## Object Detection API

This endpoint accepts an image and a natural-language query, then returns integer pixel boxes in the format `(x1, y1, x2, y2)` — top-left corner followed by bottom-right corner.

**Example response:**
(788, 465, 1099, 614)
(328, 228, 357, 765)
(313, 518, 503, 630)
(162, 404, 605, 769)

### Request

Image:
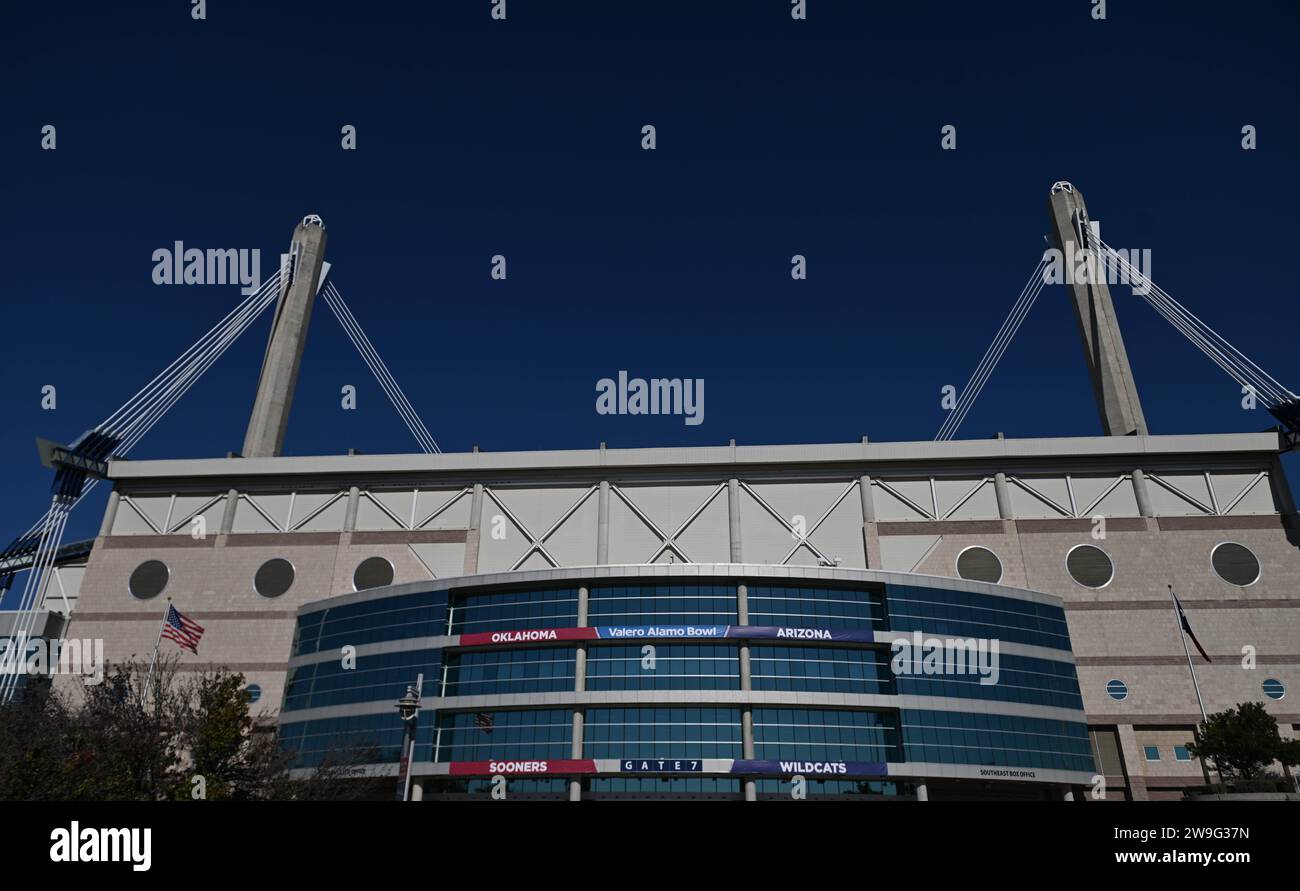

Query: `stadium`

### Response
(9, 185, 1300, 801)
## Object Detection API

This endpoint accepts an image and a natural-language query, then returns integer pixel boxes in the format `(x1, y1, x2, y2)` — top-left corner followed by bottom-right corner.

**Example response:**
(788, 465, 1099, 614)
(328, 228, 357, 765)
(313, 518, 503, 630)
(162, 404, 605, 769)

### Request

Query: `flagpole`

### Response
(1170, 585, 1212, 784)
(140, 597, 171, 708)
(1169, 586, 1208, 723)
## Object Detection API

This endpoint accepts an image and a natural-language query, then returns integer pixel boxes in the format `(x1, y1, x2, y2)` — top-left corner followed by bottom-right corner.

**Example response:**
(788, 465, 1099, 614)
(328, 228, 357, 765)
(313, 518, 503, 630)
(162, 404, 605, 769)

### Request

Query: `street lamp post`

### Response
(395, 673, 423, 801)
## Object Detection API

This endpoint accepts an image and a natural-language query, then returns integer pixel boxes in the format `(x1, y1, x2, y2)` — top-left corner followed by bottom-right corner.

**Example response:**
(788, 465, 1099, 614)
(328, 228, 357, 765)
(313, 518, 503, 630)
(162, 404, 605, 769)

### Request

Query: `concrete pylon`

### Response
(242, 216, 328, 457)
(1047, 183, 1148, 436)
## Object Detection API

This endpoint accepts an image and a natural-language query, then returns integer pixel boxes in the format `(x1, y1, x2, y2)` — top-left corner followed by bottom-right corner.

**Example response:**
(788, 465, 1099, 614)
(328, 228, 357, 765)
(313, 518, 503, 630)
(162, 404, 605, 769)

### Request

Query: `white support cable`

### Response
(325, 288, 435, 453)
(98, 272, 282, 437)
(938, 256, 1049, 439)
(1089, 238, 1274, 396)
(945, 263, 1047, 436)
(324, 282, 439, 453)
(323, 281, 441, 453)
(942, 270, 1048, 440)
(3, 277, 285, 702)
(100, 273, 282, 439)
(1109, 246, 1292, 402)
(1, 499, 71, 702)
(322, 286, 433, 452)
(936, 256, 1050, 440)
(1095, 244, 1279, 398)
(1093, 238, 1294, 404)
(112, 282, 282, 451)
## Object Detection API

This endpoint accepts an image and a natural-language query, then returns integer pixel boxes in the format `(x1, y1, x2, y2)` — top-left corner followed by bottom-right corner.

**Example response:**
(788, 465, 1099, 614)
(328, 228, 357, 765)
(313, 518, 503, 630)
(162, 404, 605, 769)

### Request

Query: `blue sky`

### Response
(2, 0, 1298, 551)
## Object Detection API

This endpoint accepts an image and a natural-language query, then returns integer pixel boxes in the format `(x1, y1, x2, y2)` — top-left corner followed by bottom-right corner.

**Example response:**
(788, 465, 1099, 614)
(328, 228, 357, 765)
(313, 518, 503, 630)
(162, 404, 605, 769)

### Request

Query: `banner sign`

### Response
(458, 625, 875, 646)
(596, 625, 728, 639)
(619, 758, 704, 773)
(730, 760, 888, 777)
(458, 628, 597, 646)
(726, 626, 875, 644)
(448, 759, 597, 776)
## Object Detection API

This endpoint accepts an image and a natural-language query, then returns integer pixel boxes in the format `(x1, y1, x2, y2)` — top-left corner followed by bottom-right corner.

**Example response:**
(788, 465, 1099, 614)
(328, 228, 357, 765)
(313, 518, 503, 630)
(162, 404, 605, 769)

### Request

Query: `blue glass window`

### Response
(294, 590, 449, 655)
(900, 709, 1094, 773)
(750, 646, 895, 695)
(894, 652, 1084, 710)
(280, 712, 434, 768)
(283, 649, 442, 712)
(886, 584, 1071, 651)
(587, 584, 737, 625)
(746, 584, 886, 631)
(1143, 745, 1161, 761)
(1106, 679, 1129, 701)
(752, 708, 902, 763)
(442, 647, 575, 696)
(1262, 678, 1286, 701)
(754, 778, 907, 798)
(434, 709, 573, 762)
(583, 707, 742, 759)
(585, 643, 739, 691)
(448, 587, 579, 634)
(1174, 745, 1192, 762)
(588, 777, 741, 797)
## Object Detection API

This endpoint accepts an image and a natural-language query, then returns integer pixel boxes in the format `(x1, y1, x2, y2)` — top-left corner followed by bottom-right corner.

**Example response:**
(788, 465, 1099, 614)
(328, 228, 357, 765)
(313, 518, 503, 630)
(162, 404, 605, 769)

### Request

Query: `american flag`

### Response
(475, 712, 494, 734)
(161, 605, 205, 654)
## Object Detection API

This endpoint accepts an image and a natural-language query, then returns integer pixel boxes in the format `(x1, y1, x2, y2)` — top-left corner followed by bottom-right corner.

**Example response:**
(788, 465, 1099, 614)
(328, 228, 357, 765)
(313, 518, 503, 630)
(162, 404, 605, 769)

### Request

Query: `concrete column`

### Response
(1268, 456, 1298, 517)
(915, 782, 928, 802)
(342, 486, 360, 532)
(572, 580, 587, 796)
(1131, 468, 1154, 518)
(737, 581, 752, 690)
(569, 711, 585, 801)
(410, 780, 424, 802)
(577, 585, 589, 627)
(728, 478, 742, 562)
(742, 709, 756, 801)
(463, 483, 484, 574)
(597, 481, 610, 564)
(98, 490, 121, 537)
(219, 488, 240, 534)
(468, 483, 484, 531)
(1116, 724, 1150, 801)
(993, 472, 1013, 520)
(859, 475, 880, 568)
(1047, 184, 1148, 436)
(242, 217, 328, 457)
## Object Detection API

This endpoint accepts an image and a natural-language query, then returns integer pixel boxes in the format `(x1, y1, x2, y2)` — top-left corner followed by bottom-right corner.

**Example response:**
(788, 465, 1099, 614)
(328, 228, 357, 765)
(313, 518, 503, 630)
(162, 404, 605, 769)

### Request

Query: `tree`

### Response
(0, 658, 378, 801)
(1186, 701, 1292, 784)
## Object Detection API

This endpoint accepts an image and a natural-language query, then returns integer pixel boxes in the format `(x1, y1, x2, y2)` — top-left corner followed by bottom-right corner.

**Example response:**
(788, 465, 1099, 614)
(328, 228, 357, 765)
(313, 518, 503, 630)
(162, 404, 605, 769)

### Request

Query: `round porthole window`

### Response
(1211, 542, 1260, 587)
(956, 546, 1003, 584)
(353, 556, 394, 591)
(254, 558, 295, 598)
(128, 560, 169, 599)
(1262, 678, 1285, 701)
(1067, 544, 1114, 588)
(1106, 679, 1128, 701)
(245, 684, 262, 704)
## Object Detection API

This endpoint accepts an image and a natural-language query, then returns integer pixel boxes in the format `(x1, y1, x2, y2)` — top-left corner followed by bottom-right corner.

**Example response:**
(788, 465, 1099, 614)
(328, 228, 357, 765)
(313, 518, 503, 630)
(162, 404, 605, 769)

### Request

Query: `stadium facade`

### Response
(58, 432, 1299, 800)
(27, 190, 1300, 800)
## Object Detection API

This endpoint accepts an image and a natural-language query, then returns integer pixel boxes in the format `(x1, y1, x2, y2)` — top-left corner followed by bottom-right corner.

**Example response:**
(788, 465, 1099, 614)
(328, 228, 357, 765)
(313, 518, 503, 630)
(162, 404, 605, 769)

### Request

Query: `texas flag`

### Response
(1172, 592, 1210, 662)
